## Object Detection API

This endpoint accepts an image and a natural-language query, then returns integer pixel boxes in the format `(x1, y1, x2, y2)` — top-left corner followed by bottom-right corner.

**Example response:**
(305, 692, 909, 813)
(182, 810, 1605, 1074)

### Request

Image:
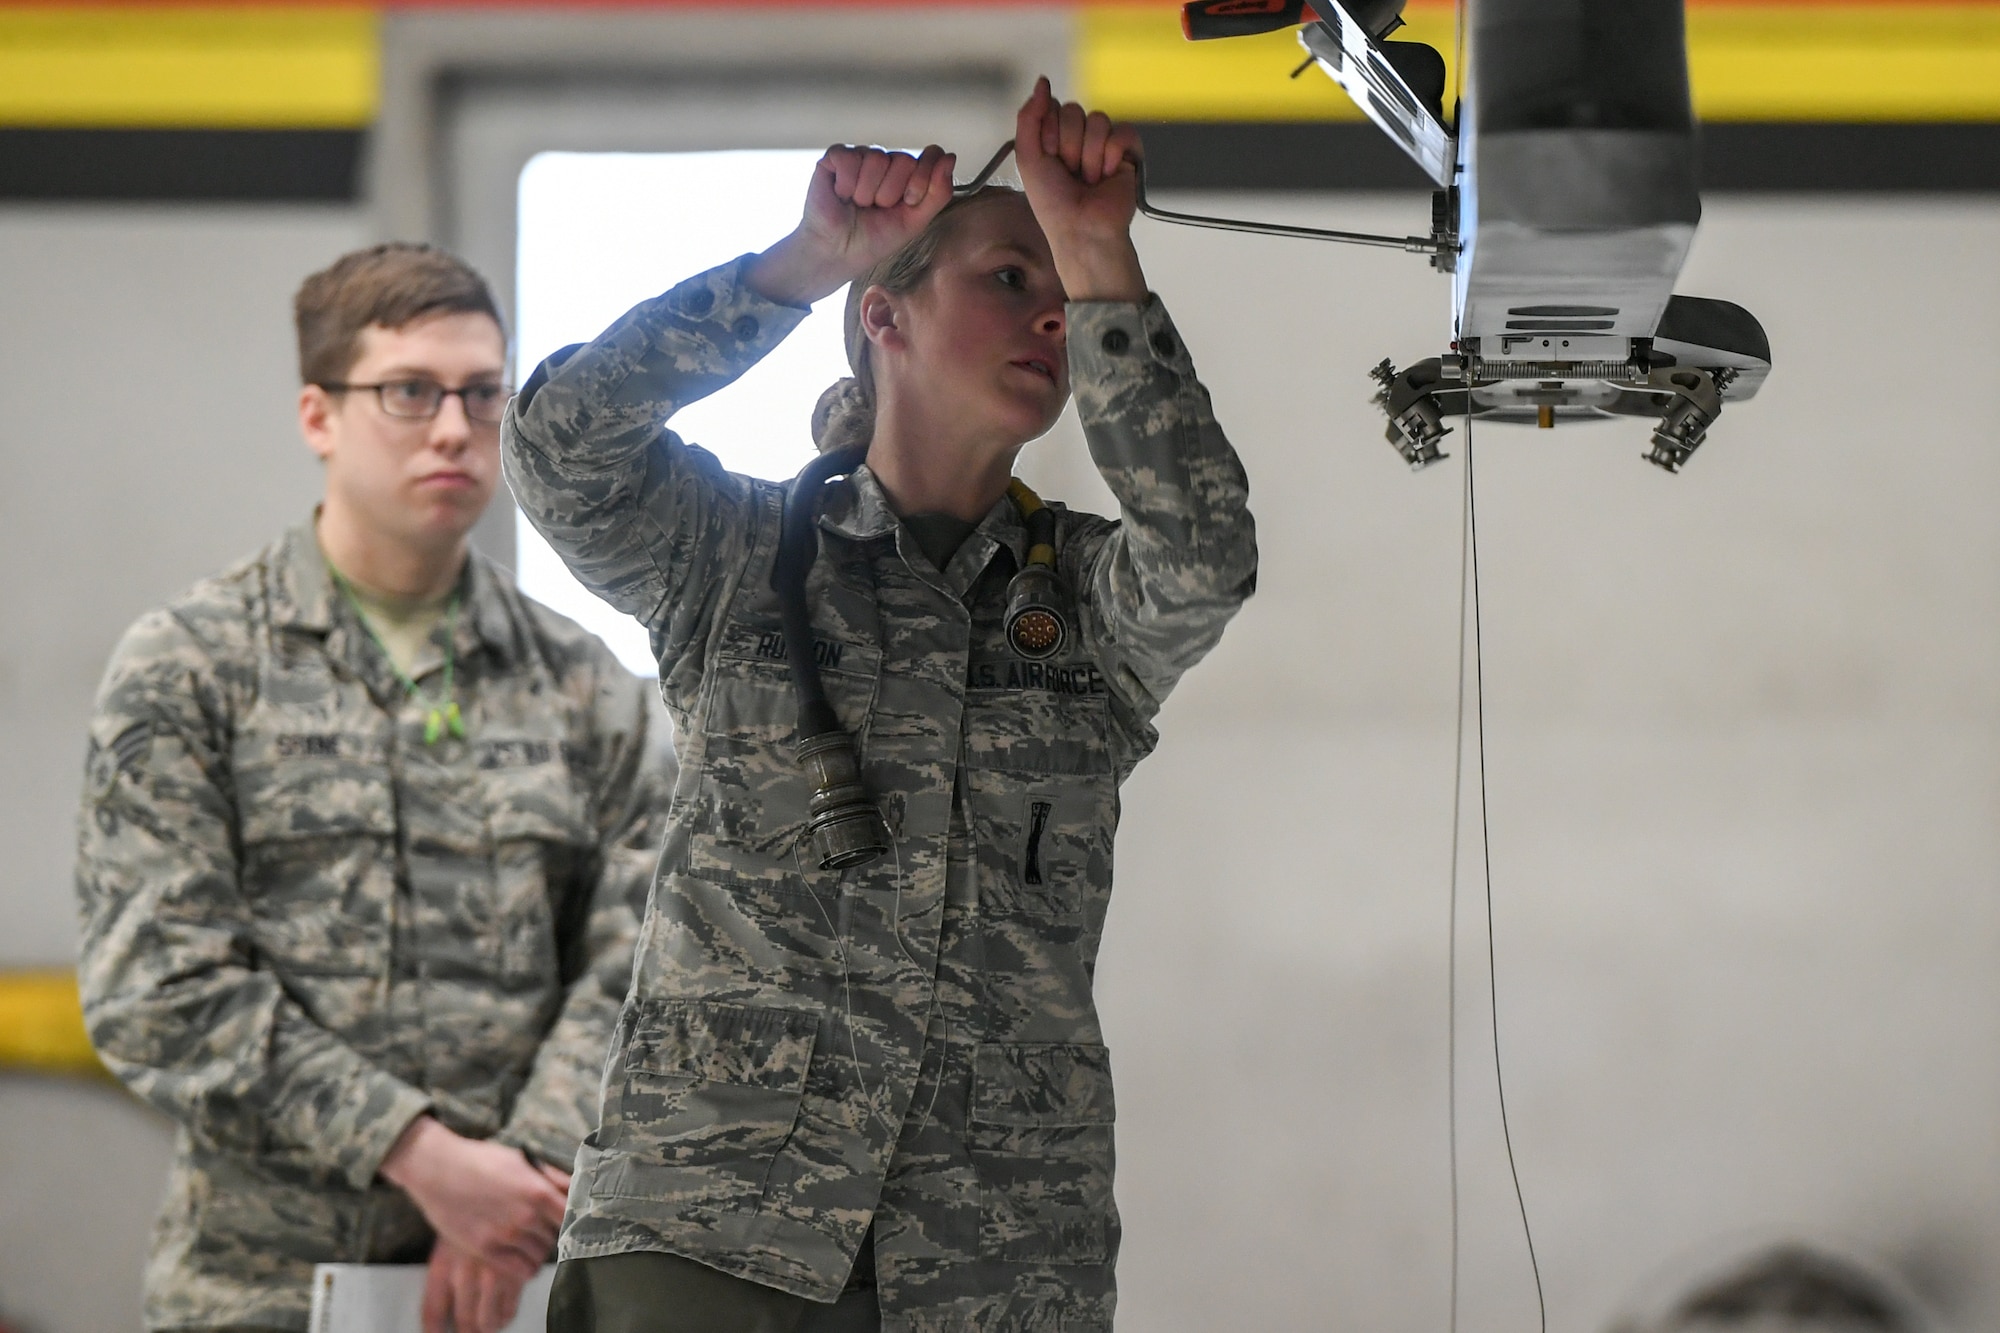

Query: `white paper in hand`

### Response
(308, 1263, 556, 1333)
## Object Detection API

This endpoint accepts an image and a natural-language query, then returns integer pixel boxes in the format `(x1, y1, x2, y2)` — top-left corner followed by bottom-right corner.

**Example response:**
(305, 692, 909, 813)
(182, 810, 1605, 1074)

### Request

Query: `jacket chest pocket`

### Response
(962, 688, 1115, 920)
(969, 1041, 1119, 1266)
(484, 759, 595, 986)
(234, 724, 396, 977)
(685, 626, 879, 901)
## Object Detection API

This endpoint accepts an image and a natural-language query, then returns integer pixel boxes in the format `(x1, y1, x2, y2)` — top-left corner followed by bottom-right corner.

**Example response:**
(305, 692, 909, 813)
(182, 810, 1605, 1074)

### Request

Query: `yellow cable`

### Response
(1006, 478, 1047, 518)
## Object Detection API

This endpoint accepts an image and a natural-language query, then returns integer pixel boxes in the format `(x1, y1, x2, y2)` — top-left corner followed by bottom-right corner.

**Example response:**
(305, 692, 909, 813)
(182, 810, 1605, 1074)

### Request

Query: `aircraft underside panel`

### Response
(1458, 130, 1700, 341)
(1178, 0, 1772, 472)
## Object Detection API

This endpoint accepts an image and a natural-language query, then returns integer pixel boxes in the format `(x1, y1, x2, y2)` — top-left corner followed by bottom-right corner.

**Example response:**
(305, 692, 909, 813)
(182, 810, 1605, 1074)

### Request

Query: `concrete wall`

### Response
(1, 183, 1994, 1332)
(0, 203, 366, 1332)
(0, 203, 366, 965)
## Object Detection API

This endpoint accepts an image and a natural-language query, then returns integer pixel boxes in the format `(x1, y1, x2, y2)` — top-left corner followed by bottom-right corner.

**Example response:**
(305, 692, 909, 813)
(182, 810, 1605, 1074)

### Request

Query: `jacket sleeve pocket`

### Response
(598, 999, 818, 1211)
(969, 1042, 1120, 1265)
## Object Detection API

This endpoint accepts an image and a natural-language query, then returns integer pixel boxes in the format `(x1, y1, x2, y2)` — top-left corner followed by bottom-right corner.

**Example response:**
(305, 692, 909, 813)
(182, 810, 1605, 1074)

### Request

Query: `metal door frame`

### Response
(366, 8, 1070, 564)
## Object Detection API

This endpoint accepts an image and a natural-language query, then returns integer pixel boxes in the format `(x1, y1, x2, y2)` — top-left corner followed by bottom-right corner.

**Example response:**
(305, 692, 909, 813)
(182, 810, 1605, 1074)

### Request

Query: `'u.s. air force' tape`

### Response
(968, 658, 1108, 696)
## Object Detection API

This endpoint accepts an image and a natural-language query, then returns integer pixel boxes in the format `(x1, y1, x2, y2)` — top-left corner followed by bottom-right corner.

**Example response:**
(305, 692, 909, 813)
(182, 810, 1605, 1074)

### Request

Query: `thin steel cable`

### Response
(951, 139, 1450, 253)
(1447, 2, 1467, 1318)
(1462, 424, 1549, 1332)
(1135, 180, 1446, 252)
(1447, 424, 1469, 1333)
(796, 841, 888, 1135)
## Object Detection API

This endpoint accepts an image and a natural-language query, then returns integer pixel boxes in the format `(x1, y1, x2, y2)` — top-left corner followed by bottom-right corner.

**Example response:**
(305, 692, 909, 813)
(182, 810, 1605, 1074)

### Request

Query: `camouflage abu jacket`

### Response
(74, 523, 675, 1332)
(505, 255, 1256, 1332)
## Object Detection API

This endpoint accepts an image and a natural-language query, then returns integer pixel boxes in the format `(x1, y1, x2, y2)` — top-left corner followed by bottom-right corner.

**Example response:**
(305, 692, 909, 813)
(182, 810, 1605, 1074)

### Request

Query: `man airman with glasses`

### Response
(76, 243, 675, 1333)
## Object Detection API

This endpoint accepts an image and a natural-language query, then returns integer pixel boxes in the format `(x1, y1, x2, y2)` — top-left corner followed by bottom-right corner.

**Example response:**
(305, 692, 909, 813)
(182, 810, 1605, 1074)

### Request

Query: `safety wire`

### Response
(1443, 0, 1544, 1308)
(799, 838, 889, 1136)
(1447, 443, 1466, 1333)
(796, 768, 946, 1142)
(1448, 0, 1467, 1321)
(1452, 420, 1548, 1332)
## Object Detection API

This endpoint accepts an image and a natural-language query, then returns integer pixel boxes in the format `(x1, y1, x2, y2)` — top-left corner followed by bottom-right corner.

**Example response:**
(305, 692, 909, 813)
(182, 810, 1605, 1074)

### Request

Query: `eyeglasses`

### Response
(319, 379, 511, 424)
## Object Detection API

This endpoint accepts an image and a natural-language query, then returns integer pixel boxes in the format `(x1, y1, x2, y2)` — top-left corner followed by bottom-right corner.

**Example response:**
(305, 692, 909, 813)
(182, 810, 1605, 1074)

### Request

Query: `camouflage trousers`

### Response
(548, 1252, 880, 1333)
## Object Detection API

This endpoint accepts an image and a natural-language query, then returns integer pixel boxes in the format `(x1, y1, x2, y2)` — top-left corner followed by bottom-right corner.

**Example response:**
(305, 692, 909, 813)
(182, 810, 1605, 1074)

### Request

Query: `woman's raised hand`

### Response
(747, 144, 956, 308)
(1015, 77, 1148, 303)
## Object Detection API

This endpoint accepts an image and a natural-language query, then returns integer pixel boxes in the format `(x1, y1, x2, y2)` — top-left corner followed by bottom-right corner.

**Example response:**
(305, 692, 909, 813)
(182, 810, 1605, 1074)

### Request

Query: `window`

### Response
(513, 149, 850, 674)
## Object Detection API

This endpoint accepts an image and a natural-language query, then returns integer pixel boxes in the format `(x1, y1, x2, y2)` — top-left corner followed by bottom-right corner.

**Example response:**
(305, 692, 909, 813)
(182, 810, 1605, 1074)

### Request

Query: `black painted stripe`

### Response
(1137, 121, 1438, 191)
(1699, 123, 2000, 192)
(0, 129, 362, 202)
(0, 122, 1990, 202)
(1135, 121, 2000, 192)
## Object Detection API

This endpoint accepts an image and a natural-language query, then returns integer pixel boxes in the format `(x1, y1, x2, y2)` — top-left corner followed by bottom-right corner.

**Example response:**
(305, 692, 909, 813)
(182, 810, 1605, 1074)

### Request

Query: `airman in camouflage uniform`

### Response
(509, 84, 1255, 1330)
(75, 244, 674, 1333)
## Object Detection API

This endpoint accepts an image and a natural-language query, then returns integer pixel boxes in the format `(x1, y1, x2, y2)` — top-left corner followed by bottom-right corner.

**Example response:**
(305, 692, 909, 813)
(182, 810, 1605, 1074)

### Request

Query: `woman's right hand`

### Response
(747, 145, 957, 308)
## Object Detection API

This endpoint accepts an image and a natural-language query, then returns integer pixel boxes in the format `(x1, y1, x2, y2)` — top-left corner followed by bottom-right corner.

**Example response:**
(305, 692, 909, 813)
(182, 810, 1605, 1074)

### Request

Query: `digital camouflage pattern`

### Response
(75, 524, 676, 1331)
(505, 255, 1256, 1331)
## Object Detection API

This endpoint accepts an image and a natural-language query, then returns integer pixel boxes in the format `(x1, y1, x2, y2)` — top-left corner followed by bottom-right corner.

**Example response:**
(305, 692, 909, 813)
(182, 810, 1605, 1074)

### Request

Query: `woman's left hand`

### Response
(1015, 77, 1148, 303)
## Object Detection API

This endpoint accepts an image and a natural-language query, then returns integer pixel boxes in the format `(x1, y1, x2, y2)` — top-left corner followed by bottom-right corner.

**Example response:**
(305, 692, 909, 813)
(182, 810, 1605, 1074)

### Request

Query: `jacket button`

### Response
(733, 315, 760, 340)
(1101, 328, 1130, 354)
(679, 287, 715, 315)
(1151, 330, 1177, 357)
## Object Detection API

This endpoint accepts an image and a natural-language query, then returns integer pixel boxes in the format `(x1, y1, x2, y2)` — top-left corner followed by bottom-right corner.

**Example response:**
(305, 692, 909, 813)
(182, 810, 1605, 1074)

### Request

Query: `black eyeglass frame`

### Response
(316, 379, 513, 424)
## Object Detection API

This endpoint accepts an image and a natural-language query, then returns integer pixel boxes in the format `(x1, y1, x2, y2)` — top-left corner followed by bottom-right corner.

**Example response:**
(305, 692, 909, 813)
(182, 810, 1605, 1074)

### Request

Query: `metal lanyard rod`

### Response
(953, 138, 1453, 256)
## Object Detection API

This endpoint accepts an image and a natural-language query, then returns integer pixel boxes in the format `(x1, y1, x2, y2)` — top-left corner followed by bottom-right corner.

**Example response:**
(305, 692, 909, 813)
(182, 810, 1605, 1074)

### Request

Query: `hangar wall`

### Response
(3, 6, 1999, 1332)
(0, 202, 367, 1331)
(6, 184, 1995, 1333)
(1088, 192, 2000, 1331)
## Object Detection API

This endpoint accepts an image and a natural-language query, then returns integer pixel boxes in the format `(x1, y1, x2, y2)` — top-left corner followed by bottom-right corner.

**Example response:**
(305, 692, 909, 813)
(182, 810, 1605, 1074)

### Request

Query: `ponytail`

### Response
(811, 377, 875, 455)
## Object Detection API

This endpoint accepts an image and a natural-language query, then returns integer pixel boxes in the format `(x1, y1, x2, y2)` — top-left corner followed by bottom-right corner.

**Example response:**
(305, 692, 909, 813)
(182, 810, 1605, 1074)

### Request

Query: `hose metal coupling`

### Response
(796, 730, 890, 871)
(1004, 479, 1071, 660)
(1004, 561, 1068, 659)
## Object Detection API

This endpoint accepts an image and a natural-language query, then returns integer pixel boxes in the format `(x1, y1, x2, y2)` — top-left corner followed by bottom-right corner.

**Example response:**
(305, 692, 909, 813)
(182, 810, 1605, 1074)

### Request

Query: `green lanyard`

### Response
(329, 568, 466, 745)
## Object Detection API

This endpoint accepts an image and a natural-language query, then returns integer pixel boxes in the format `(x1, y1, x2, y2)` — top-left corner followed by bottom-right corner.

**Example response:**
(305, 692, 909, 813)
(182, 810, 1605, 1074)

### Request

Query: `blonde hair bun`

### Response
(811, 376, 875, 454)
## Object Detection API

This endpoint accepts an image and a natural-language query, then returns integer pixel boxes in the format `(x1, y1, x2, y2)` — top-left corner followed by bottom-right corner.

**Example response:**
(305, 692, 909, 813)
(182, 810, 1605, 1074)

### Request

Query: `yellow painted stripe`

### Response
(1690, 6, 2000, 120)
(0, 7, 377, 128)
(2, 5, 1994, 133)
(1081, 3, 2000, 123)
(0, 971, 106, 1078)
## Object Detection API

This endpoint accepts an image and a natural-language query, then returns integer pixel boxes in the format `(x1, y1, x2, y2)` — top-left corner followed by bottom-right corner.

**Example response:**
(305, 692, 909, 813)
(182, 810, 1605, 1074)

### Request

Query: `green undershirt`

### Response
(333, 572, 453, 679)
(903, 513, 979, 572)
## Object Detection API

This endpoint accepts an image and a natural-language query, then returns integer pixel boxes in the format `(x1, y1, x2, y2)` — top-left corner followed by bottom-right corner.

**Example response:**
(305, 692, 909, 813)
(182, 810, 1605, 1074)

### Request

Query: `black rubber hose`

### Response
(1023, 500, 1056, 554)
(771, 444, 889, 870)
(773, 444, 866, 740)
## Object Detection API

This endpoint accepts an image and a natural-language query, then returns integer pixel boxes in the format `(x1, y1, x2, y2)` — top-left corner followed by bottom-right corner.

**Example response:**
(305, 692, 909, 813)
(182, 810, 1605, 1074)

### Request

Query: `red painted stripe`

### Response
(6, 0, 1997, 8)
(2, 0, 1994, 12)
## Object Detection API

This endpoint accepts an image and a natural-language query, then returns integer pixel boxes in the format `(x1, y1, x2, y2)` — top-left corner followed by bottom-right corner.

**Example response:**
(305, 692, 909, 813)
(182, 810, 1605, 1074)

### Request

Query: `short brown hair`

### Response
(294, 243, 504, 385)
